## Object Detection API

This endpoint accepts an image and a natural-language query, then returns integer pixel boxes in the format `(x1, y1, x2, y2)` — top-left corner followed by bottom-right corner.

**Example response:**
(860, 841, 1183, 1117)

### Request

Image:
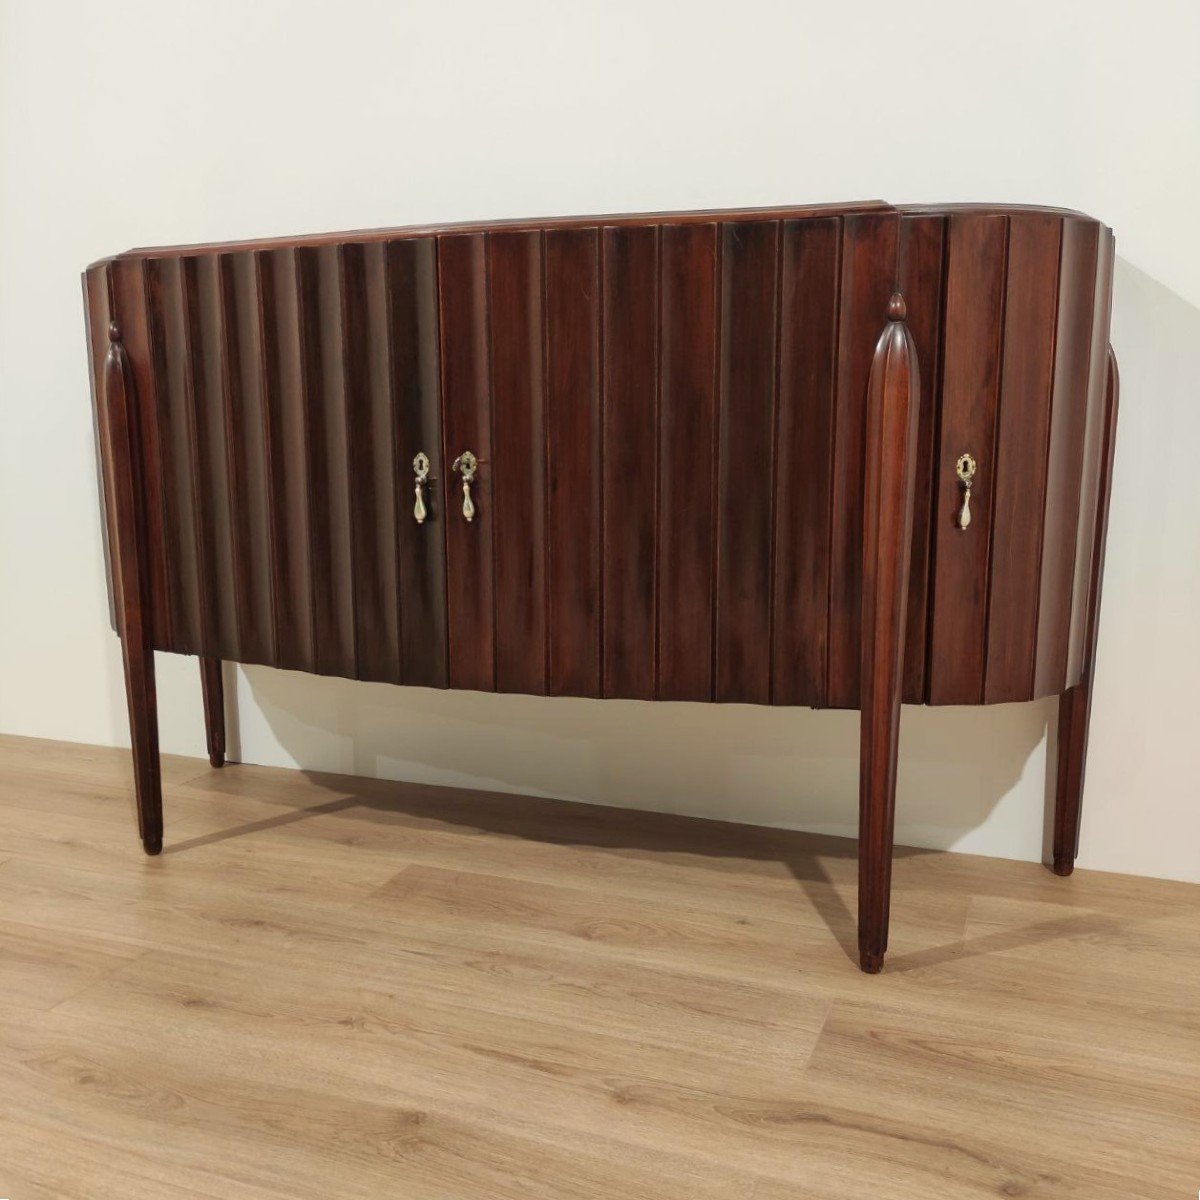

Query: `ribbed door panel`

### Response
(92, 204, 1112, 707)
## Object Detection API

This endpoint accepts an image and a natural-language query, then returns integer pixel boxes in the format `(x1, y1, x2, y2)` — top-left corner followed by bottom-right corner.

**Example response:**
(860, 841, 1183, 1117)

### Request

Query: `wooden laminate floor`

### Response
(0, 733, 1197, 1199)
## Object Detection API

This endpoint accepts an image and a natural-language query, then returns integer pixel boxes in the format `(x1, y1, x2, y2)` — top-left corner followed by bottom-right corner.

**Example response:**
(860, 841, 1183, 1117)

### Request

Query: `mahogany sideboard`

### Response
(83, 200, 1117, 973)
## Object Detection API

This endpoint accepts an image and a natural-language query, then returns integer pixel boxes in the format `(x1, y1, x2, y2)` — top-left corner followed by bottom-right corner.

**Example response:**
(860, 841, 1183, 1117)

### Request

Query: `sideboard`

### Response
(83, 200, 1117, 972)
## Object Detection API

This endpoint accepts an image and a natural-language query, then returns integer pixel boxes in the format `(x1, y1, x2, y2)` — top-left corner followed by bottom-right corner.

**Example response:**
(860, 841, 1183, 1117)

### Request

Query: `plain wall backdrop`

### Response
(1, 0, 1198, 881)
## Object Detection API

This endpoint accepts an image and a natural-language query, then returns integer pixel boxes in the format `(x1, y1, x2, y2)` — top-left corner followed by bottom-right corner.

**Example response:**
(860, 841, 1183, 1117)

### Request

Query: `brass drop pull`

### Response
(412, 452, 430, 524)
(452, 450, 477, 522)
(955, 453, 977, 530)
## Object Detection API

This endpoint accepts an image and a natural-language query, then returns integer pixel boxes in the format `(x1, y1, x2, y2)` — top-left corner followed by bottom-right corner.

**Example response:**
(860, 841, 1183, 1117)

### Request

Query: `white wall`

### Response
(2, 0, 1197, 881)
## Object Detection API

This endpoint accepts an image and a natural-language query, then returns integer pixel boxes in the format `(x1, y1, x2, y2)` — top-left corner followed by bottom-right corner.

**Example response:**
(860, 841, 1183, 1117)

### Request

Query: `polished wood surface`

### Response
(83, 200, 1118, 969)
(85, 202, 1113, 706)
(1053, 349, 1120, 874)
(2, 735, 1198, 1200)
(858, 294, 921, 972)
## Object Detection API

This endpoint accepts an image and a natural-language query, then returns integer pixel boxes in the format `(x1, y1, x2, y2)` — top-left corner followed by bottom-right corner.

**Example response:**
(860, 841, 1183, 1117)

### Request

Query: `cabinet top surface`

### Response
(87, 200, 1106, 269)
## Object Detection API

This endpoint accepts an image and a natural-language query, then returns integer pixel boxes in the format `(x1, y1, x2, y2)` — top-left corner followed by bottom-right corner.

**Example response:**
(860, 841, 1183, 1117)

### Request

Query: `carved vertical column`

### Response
(103, 321, 164, 854)
(1052, 347, 1119, 874)
(859, 294, 921, 973)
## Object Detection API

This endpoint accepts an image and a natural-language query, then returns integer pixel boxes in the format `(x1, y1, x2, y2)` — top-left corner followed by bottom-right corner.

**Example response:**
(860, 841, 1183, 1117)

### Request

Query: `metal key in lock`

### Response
(452, 450, 477, 522)
(955, 453, 977, 530)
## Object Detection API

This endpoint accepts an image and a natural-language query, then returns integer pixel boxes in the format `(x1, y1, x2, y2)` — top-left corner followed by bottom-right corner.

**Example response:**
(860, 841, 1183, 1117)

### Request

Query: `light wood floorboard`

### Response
(0, 733, 1197, 1199)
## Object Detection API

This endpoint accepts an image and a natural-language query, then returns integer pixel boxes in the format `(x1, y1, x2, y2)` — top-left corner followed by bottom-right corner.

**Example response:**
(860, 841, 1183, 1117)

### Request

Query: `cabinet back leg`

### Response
(200, 657, 226, 768)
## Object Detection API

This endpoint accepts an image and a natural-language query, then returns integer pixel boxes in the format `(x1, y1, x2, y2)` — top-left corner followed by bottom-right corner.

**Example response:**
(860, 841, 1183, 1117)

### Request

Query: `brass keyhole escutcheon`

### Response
(412, 452, 430, 524)
(452, 450, 477, 522)
(955, 453, 977, 530)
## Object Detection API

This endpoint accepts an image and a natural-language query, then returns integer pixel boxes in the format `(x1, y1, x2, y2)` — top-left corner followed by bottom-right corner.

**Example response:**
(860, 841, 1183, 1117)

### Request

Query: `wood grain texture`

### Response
(657, 223, 718, 701)
(544, 228, 602, 697)
(827, 213, 899, 709)
(984, 214, 1063, 703)
(437, 233, 495, 692)
(100, 327, 163, 855)
(926, 214, 1008, 706)
(602, 225, 660, 699)
(858, 296, 921, 973)
(88, 201, 1116, 712)
(895, 215, 946, 704)
(387, 238, 448, 689)
(771, 217, 840, 707)
(3, 733, 1198, 1200)
(1034, 217, 1101, 697)
(715, 220, 780, 704)
(489, 231, 548, 695)
(1053, 348, 1119, 874)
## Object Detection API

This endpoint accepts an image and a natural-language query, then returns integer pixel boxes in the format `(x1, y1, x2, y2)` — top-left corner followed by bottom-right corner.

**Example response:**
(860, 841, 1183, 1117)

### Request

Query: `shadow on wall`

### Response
(234, 663, 1055, 858)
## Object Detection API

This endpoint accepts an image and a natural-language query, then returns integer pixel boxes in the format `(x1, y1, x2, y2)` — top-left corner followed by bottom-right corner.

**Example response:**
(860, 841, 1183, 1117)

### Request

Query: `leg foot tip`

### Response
(209, 753, 225, 769)
(142, 835, 163, 856)
(1050, 858, 1074, 877)
(859, 950, 885, 974)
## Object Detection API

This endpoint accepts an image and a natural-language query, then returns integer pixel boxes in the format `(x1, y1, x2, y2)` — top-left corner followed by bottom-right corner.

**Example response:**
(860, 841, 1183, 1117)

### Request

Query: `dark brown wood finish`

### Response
(858, 294, 921, 973)
(387, 238, 447, 689)
(544, 228, 602, 697)
(86, 200, 1119, 972)
(926, 213, 1008, 705)
(828, 213, 900, 709)
(656, 223, 718, 702)
(490, 231, 548, 696)
(715, 220, 780, 704)
(983, 214, 1063, 702)
(100, 322, 163, 855)
(199, 656, 226, 769)
(1053, 348, 1119, 875)
(771, 217, 840, 707)
(437, 233, 496, 693)
(602, 225, 660, 700)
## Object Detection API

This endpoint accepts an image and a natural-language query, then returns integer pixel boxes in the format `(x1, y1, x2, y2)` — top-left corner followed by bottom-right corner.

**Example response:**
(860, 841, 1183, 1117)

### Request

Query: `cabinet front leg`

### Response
(859, 295, 921, 973)
(1050, 347, 1119, 876)
(200, 657, 226, 768)
(103, 322, 163, 855)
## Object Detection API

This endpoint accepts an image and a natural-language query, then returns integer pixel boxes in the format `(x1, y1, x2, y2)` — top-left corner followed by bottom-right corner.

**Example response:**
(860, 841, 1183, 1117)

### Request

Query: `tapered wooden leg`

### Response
(200, 657, 226, 768)
(102, 321, 163, 855)
(858, 295, 921, 973)
(120, 627, 163, 855)
(1052, 683, 1090, 875)
(1050, 347, 1119, 876)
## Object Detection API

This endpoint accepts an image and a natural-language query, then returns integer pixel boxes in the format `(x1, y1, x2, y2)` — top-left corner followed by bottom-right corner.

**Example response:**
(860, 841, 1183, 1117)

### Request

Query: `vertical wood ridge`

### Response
(709, 222, 724, 703)
(179, 257, 219, 652)
(482, 232, 496, 696)
(1026, 223, 1068, 698)
(250, 252, 281, 665)
(540, 231, 552, 693)
(922, 218, 954, 703)
(129, 260, 174, 650)
(978, 216, 1012, 704)
(766, 221, 784, 703)
(382, 241, 405, 682)
(824, 218, 845, 708)
(216, 254, 250, 665)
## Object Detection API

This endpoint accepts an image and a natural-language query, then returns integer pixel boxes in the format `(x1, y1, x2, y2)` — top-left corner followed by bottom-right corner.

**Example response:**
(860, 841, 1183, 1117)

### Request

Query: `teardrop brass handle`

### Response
(955, 453, 977, 530)
(412, 452, 430, 524)
(452, 450, 477, 523)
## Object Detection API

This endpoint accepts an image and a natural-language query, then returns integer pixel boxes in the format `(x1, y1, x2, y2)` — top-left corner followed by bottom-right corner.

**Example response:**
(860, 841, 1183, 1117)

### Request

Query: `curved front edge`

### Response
(858, 294, 921, 973)
(1050, 346, 1119, 875)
